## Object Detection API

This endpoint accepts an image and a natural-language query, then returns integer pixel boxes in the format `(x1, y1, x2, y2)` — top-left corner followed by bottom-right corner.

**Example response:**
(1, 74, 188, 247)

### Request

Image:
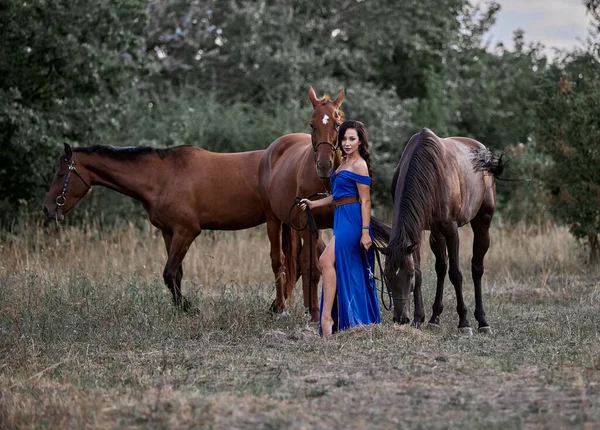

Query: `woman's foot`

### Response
(321, 315, 334, 337)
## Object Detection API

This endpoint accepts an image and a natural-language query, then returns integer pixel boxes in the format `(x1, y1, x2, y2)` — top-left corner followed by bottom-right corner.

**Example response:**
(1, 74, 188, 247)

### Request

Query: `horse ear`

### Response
(308, 86, 319, 107)
(64, 143, 73, 159)
(332, 88, 345, 108)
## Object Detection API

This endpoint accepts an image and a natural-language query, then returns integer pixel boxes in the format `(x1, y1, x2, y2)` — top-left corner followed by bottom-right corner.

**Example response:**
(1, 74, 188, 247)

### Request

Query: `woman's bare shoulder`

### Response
(349, 159, 369, 176)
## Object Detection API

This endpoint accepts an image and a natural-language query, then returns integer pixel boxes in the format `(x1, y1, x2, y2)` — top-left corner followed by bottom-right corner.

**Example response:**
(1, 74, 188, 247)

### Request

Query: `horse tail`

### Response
(471, 148, 505, 178)
(281, 223, 298, 297)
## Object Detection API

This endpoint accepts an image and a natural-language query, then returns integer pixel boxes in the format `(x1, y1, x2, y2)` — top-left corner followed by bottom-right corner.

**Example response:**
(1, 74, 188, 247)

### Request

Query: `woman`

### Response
(300, 120, 381, 336)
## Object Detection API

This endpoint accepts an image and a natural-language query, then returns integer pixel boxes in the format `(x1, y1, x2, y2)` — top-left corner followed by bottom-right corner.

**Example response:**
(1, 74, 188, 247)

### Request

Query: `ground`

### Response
(0, 224, 598, 428)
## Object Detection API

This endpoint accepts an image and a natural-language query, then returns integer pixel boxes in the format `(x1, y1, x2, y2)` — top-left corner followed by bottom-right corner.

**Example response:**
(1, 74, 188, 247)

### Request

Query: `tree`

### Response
(534, 54, 600, 262)
(0, 0, 149, 220)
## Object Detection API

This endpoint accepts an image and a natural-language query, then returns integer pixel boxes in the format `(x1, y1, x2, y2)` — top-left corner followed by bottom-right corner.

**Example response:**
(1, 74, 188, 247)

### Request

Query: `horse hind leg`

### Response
(443, 223, 471, 334)
(266, 217, 288, 315)
(162, 230, 198, 313)
(281, 223, 299, 310)
(428, 229, 447, 329)
(471, 213, 492, 333)
(299, 229, 322, 322)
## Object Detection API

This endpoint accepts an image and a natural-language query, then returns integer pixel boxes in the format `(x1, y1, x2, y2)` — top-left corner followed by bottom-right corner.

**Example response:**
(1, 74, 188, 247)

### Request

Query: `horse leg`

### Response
(412, 245, 425, 328)
(428, 229, 447, 328)
(162, 231, 184, 292)
(162, 230, 198, 312)
(266, 216, 287, 314)
(471, 213, 492, 333)
(281, 223, 298, 306)
(300, 229, 322, 322)
(443, 223, 471, 334)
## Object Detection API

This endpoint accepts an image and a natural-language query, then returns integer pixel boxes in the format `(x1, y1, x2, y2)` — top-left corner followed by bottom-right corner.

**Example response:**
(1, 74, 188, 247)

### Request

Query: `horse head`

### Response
(43, 143, 91, 221)
(383, 242, 417, 324)
(308, 87, 344, 179)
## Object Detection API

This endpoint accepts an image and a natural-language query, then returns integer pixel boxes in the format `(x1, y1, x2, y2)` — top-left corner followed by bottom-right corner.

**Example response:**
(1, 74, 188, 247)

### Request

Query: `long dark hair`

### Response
(338, 120, 372, 177)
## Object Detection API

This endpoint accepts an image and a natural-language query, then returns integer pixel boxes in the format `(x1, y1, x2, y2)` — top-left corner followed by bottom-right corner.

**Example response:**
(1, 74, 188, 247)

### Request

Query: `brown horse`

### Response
(259, 87, 345, 321)
(43, 143, 272, 312)
(383, 128, 504, 334)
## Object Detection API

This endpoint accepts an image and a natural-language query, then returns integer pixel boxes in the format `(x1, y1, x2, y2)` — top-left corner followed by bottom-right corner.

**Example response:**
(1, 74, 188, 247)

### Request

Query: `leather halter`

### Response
(314, 141, 338, 153)
(55, 154, 91, 207)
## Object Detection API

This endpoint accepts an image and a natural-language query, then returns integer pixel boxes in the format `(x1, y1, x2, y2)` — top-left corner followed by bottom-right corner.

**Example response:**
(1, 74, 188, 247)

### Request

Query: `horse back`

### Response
(159, 147, 266, 230)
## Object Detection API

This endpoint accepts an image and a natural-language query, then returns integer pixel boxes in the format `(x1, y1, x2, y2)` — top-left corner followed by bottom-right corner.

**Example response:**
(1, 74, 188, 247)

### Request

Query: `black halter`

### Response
(55, 154, 91, 207)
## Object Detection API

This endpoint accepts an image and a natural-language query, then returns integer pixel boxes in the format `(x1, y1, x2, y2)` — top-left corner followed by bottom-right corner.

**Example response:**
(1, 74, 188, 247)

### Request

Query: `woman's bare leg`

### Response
(319, 236, 336, 336)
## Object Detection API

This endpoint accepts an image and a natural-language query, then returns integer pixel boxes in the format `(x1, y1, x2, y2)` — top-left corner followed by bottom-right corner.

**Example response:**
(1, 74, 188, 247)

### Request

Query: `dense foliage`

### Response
(534, 56, 600, 262)
(0, 0, 149, 219)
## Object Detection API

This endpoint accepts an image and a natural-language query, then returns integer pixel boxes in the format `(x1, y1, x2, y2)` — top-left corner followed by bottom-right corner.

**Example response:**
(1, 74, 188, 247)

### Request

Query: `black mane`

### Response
(389, 129, 446, 266)
(74, 145, 186, 160)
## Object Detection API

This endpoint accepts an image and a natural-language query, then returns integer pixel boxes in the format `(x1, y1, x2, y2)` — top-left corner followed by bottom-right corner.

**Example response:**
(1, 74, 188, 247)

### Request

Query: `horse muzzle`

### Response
(393, 298, 411, 325)
(42, 204, 64, 222)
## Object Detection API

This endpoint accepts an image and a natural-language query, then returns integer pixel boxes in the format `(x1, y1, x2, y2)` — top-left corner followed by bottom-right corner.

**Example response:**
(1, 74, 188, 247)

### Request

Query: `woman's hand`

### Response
(361, 230, 372, 250)
(299, 198, 314, 211)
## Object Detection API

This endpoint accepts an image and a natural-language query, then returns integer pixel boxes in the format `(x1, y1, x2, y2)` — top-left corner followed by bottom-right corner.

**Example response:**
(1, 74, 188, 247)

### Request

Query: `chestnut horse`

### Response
(259, 87, 345, 321)
(383, 128, 504, 334)
(43, 143, 277, 312)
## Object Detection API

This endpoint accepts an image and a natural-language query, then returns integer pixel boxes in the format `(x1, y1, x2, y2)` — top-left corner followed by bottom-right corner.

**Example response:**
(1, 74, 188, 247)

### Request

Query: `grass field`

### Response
(1, 221, 599, 429)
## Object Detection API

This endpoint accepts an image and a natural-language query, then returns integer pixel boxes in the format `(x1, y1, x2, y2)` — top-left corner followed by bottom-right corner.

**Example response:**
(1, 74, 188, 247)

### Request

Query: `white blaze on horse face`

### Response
(322, 115, 329, 125)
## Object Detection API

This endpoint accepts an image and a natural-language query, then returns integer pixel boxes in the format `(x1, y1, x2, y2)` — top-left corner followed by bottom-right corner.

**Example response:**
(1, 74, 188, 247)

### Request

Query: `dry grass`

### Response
(1, 221, 599, 429)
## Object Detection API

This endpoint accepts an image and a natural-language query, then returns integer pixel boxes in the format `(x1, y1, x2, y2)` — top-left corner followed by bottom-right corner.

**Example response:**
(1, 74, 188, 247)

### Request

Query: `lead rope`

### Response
(363, 247, 393, 311)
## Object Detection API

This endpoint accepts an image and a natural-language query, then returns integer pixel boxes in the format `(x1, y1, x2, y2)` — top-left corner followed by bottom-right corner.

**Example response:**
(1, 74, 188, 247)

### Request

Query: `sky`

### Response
(481, 0, 594, 56)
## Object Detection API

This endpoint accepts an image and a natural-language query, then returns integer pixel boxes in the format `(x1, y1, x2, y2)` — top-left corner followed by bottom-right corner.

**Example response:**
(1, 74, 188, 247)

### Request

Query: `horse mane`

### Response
(316, 95, 344, 118)
(74, 145, 185, 160)
(389, 129, 446, 266)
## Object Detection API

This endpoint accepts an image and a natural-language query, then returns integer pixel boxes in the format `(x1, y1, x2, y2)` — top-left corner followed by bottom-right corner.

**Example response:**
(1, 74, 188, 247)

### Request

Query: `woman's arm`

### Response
(357, 182, 372, 250)
(300, 195, 333, 211)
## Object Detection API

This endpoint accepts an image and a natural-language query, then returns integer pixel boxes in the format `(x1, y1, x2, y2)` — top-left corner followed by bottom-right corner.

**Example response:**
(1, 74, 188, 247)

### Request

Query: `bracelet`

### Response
(361, 226, 370, 229)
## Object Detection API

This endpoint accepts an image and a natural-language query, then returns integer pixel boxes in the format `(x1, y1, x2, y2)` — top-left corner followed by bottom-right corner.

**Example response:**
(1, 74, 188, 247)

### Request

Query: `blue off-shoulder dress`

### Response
(321, 170, 381, 333)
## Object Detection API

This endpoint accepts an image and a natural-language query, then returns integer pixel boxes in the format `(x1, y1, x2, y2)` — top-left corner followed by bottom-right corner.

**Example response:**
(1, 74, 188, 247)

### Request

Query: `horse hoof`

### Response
(458, 327, 473, 336)
(176, 297, 195, 313)
(304, 310, 319, 323)
(427, 322, 441, 331)
(478, 326, 492, 335)
(393, 317, 410, 325)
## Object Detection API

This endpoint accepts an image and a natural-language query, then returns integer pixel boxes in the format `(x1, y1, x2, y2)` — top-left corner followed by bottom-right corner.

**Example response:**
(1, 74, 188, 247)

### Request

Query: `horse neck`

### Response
(76, 151, 160, 204)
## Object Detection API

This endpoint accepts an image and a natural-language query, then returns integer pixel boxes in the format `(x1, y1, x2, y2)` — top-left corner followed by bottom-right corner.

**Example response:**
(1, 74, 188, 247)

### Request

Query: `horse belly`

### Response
(198, 191, 265, 230)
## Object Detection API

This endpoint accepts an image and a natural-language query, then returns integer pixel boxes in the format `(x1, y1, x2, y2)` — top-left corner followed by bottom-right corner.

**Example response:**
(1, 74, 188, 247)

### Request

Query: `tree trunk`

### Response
(589, 234, 600, 265)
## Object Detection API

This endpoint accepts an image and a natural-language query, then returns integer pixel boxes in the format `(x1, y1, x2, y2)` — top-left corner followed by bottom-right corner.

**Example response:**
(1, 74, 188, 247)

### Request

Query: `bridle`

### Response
(311, 115, 341, 158)
(55, 154, 91, 208)
(312, 123, 341, 189)
(313, 141, 338, 154)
